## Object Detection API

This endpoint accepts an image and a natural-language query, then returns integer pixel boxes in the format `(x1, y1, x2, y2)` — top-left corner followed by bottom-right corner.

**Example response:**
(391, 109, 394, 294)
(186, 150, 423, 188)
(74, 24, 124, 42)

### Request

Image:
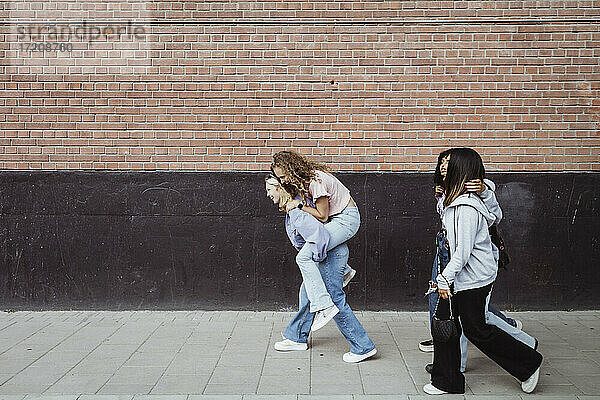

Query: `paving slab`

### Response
(256, 375, 310, 395)
(0, 311, 597, 398)
(150, 375, 210, 394)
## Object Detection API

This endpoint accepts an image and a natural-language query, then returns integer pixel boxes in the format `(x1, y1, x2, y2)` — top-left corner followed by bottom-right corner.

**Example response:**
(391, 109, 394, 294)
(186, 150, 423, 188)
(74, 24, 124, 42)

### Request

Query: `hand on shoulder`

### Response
(465, 179, 486, 194)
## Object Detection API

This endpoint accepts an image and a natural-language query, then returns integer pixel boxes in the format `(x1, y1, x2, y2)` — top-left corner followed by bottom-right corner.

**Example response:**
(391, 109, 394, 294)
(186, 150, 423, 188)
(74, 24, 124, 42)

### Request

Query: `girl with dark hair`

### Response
(424, 148, 542, 395)
(421, 150, 537, 373)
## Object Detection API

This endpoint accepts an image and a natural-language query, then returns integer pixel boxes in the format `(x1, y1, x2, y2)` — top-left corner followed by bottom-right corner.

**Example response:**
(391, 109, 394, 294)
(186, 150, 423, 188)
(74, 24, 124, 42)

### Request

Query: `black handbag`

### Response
(431, 295, 458, 343)
(429, 219, 459, 343)
(431, 274, 458, 343)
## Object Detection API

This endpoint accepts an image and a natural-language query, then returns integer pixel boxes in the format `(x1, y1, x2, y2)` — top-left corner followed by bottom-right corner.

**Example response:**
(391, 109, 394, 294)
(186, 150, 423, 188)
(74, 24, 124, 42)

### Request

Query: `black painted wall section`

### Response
(0, 171, 598, 310)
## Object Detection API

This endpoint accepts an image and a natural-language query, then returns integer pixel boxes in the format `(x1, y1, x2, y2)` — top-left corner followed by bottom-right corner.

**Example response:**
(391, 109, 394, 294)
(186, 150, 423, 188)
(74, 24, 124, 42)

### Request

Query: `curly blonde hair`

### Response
(271, 151, 329, 197)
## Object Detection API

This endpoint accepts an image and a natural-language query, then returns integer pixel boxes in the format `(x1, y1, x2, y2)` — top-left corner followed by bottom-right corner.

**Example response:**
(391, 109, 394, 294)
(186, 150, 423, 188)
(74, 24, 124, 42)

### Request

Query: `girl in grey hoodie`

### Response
(422, 150, 537, 374)
(424, 148, 543, 396)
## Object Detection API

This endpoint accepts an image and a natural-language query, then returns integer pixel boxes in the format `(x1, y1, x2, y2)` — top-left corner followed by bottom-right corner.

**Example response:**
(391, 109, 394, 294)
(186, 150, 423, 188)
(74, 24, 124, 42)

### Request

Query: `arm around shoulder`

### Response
(480, 179, 503, 224)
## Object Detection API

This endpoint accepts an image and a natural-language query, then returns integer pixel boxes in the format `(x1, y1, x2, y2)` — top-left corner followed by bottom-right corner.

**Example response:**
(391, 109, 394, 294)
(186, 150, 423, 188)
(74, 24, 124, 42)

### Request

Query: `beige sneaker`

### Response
(342, 348, 377, 363)
(274, 338, 308, 351)
(311, 304, 339, 332)
(515, 319, 523, 330)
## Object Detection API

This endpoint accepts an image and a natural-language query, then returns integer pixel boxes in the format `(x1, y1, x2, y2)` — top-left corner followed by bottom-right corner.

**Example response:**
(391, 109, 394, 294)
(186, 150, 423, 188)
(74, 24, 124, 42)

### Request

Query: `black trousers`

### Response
(431, 291, 464, 393)
(432, 283, 543, 393)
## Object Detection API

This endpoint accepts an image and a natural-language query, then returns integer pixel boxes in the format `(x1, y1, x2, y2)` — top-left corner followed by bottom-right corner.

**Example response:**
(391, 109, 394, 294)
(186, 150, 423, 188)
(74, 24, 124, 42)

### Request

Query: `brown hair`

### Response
(271, 150, 329, 197)
(443, 148, 485, 208)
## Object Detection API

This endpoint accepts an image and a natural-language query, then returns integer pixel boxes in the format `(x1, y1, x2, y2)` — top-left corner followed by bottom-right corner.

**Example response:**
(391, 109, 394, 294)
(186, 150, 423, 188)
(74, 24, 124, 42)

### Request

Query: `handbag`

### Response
(431, 275, 458, 343)
(431, 295, 458, 343)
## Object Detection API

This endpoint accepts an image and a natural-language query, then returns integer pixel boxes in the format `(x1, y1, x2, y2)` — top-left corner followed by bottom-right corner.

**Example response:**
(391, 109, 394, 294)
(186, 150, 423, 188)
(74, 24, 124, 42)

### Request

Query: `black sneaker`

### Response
(419, 339, 434, 352)
(425, 363, 433, 374)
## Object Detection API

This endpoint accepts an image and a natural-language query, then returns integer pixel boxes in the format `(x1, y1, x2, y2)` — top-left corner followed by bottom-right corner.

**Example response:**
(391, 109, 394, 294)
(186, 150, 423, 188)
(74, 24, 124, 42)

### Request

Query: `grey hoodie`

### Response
(436, 184, 501, 293)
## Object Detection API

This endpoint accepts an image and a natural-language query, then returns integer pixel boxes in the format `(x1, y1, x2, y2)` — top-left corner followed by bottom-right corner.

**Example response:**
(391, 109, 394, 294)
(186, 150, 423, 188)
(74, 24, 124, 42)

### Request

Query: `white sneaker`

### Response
(274, 338, 308, 351)
(343, 267, 356, 287)
(343, 348, 377, 363)
(311, 304, 339, 332)
(423, 383, 448, 395)
(515, 319, 523, 330)
(521, 366, 540, 393)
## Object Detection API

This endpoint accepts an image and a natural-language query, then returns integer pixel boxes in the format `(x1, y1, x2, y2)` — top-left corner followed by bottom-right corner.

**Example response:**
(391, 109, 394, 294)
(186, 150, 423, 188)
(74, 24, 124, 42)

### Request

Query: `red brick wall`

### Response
(1, 1, 599, 171)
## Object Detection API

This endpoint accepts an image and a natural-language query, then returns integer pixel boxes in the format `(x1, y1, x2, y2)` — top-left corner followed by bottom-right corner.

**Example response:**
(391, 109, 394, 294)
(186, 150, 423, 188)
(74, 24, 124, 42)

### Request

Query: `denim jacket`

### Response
(284, 197, 330, 262)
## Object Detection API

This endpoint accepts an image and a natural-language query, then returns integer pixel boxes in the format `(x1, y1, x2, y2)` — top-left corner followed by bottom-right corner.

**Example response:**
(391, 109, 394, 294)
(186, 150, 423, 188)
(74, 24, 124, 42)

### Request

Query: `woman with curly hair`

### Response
(271, 152, 367, 357)
(265, 176, 376, 362)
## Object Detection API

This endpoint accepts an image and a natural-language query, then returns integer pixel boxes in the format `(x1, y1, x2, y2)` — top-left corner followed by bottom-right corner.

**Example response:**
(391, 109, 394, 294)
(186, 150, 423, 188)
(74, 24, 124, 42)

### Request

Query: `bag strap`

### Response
(434, 240, 453, 320)
(432, 287, 453, 320)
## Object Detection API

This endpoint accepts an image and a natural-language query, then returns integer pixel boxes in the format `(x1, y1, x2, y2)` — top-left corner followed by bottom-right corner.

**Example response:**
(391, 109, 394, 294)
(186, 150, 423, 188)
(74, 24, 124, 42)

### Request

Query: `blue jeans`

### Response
(296, 245, 334, 313)
(459, 286, 536, 372)
(324, 205, 360, 276)
(295, 205, 360, 312)
(284, 243, 376, 355)
(429, 254, 439, 323)
(488, 305, 516, 326)
(429, 229, 450, 323)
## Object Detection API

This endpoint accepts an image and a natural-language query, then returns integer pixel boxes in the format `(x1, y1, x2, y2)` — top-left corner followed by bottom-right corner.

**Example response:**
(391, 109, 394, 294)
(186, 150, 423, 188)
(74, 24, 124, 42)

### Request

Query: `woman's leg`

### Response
(431, 297, 465, 393)
(485, 310, 536, 349)
(319, 243, 376, 355)
(295, 244, 334, 313)
(488, 304, 517, 326)
(456, 284, 543, 382)
(420, 256, 438, 352)
(323, 206, 359, 283)
(485, 287, 535, 347)
(323, 206, 360, 251)
(423, 231, 445, 351)
(459, 327, 468, 373)
(429, 256, 439, 324)
(460, 286, 535, 372)
(283, 282, 313, 344)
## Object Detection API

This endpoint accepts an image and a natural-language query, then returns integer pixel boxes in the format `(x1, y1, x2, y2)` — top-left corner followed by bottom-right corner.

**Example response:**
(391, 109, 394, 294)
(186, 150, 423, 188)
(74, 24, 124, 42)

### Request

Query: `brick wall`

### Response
(1, 1, 599, 171)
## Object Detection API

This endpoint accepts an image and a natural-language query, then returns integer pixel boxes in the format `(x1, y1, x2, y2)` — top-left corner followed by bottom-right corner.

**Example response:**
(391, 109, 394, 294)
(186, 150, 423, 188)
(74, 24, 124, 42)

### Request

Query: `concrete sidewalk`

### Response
(0, 310, 598, 400)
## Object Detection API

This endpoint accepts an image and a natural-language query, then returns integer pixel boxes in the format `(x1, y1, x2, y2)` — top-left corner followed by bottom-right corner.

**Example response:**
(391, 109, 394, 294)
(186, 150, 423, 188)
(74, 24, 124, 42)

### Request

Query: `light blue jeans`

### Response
(296, 246, 334, 313)
(324, 205, 360, 276)
(284, 243, 376, 355)
(488, 304, 518, 327)
(295, 205, 360, 312)
(459, 286, 536, 372)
